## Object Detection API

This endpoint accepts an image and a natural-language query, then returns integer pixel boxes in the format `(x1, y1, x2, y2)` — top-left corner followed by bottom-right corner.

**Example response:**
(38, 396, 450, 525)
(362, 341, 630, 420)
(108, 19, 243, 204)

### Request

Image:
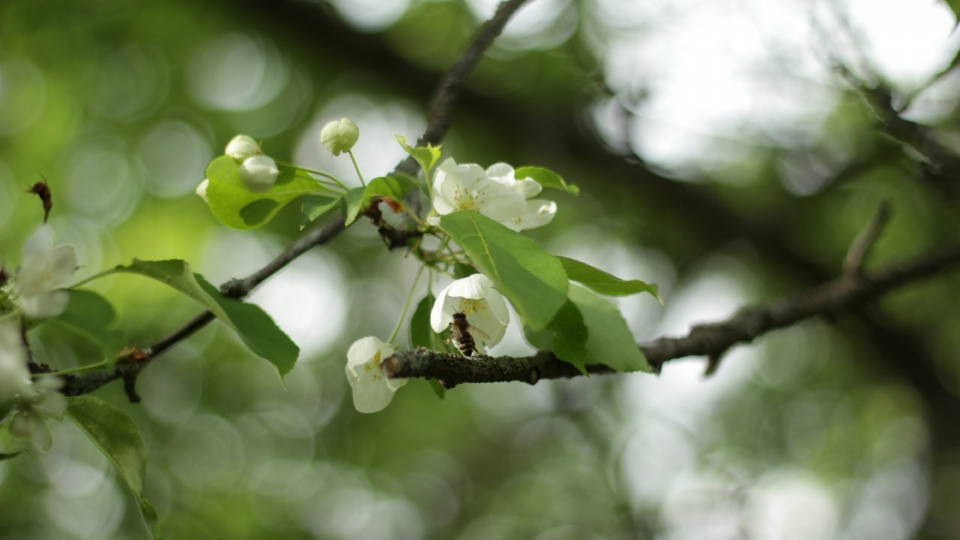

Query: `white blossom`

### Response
(238, 155, 280, 192)
(0, 322, 31, 403)
(225, 134, 262, 161)
(16, 225, 78, 318)
(485, 163, 557, 231)
(430, 159, 556, 231)
(320, 118, 360, 156)
(430, 274, 509, 350)
(8, 376, 66, 451)
(196, 178, 209, 202)
(345, 336, 406, 413)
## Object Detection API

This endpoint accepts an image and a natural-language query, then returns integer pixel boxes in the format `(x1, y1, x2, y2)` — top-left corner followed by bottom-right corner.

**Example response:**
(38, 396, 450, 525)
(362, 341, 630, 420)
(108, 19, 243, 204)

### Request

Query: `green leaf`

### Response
(300, 195, 343, 230)
(390, 172, 421, 198)
(341, 186, 367, 226)
(515, 166, 579, 196)
(194, 275, 299, 378)
(453, 262, 478, 279)
(205, 156, 334, 230)
(546, 300, 589, 374)
(439, 211, 568, 330)
(557, 256, 661, 301)
(427, 380, 446, 399)
(569, 285, 650, 372)
(47, 290, 124, 367)
(100, 260, 299, 379)
(395, 134, 442, 174)
(67, 396, 164, 539)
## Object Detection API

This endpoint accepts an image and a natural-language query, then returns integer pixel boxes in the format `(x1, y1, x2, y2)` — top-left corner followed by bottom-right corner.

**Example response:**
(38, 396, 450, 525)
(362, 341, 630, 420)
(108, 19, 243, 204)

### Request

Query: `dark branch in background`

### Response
(384, 237, 960, 386)
(393, 0, 530, 177)
(843, 200, 891, 277)
(58, 0, 529, 399)
(834, 63, 960, 190)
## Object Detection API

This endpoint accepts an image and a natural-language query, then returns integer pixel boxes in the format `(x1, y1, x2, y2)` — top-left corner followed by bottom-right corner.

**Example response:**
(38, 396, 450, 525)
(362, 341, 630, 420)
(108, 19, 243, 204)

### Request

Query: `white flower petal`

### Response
(238, 155, 279, 193)
(485, 162, 515, 184)
(49, 245, 77, 287)
(346, 336, 391, 368)
(430, 283, 454, 333)
(196, 179, 210, 202)
(512, 178, 542, 199)
(22, 225, 54, 262)
(446, 274, 493, 300)
(512, 199, 557, 231)
(344, 336, 403, 414)
(33, 391, 67, 420)
(20, 290, 70, 318)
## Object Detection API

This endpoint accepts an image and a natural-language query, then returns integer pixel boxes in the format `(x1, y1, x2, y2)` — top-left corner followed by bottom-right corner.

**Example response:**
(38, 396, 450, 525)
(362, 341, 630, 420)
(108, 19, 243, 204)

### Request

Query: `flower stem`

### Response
(347, 150, 365, 187)
(39, 360, 108, 377)
(387, 265, 424, 345)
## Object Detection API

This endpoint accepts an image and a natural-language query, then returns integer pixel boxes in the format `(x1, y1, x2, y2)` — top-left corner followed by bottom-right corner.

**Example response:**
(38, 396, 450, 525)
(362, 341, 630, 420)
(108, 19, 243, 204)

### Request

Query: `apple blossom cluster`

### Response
(192, 119, 653, 419)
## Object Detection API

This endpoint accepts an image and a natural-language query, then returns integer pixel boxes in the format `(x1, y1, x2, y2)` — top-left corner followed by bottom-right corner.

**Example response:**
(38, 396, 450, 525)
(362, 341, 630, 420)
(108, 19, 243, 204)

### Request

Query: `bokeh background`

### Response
(2, 0, 960, 538)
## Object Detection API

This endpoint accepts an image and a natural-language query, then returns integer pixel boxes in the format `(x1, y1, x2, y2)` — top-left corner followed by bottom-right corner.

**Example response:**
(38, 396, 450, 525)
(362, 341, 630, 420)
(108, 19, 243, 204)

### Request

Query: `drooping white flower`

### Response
(0, 322, 31, 403)
(430, 274, 509, 350)
(345, 336, 407, 413)
(195, 178, 209, 202)
(485, 163, 557, 231)
(225, 135, 262, 161)
(238, 155, 280, 193)
(320, 118, 360, 156)
(16, 225, 77, 318)
(8, 376, 66, 451)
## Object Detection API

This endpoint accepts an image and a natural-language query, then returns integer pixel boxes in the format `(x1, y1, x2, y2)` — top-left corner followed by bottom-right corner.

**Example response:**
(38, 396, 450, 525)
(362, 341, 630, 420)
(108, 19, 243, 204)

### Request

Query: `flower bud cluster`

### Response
(197, 135, 280, 200)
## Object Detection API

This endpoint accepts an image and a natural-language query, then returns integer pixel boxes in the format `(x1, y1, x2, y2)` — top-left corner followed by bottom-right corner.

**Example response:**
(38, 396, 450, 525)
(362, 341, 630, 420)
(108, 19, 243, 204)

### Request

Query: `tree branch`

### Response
(58, 0, 531, 399)
(383, 242, 960, 386)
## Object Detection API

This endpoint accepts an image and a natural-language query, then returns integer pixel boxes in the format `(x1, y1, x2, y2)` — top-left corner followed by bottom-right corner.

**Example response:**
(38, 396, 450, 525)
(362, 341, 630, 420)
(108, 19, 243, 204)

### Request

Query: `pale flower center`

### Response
(362, 351, 383, 381)
(451, 179, 491, 212)
(456, 298, 488, 316)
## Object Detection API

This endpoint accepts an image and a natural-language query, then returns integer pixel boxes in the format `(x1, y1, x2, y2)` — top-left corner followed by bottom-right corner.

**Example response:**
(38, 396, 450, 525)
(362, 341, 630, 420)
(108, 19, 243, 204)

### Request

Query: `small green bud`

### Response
(320, 118, 359, 156)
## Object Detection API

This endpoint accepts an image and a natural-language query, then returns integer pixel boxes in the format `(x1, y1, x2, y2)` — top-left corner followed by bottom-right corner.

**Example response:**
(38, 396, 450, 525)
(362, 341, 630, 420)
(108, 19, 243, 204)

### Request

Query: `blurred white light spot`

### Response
(250, 250, 349, 360)
(328, 0, 411, 32)
(187, 33, 289, 111)
(746, 469, 839, 540)
(87, 45, 169, 122)
(468, 0, 577, 50)
(140, 346, 204, 424)
(64, 145, 143, 227)
(139, 120, 213, 198)
(45, 469, 125, 538)
(295, 94, 425, 188)
(0, 58, 46, 136)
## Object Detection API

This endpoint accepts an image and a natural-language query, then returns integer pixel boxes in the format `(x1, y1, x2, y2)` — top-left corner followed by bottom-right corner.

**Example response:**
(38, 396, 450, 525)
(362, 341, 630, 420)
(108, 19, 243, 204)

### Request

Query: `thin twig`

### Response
(393, 0, 531, 177)
(843, 201, 891, 277)
(382, 242, 960, 386)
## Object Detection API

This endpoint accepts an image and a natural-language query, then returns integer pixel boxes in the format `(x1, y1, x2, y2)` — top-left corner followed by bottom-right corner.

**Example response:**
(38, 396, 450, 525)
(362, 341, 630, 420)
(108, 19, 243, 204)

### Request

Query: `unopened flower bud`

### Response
(238, 155, 279, 192)
(225, 135, 262, 161)
(320, 118, 359, 156)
